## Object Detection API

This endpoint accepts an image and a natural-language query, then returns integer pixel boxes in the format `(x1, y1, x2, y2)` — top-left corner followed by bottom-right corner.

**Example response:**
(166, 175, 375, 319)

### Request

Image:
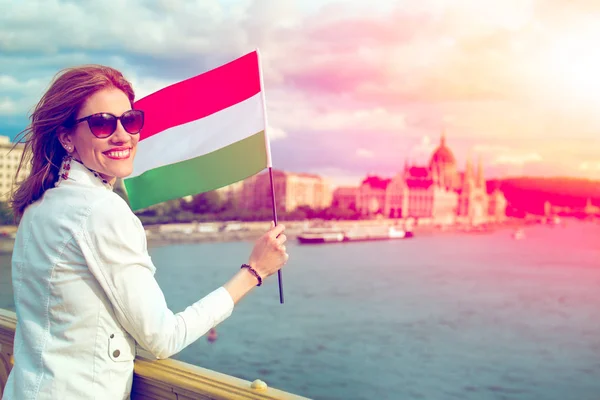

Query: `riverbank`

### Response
(0, 217, 546, 252)
(141, 218, 528, 247)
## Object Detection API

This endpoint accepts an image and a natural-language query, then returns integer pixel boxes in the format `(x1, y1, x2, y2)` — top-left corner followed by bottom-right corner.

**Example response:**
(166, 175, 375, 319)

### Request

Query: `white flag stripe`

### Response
(130, 93, 264, 178)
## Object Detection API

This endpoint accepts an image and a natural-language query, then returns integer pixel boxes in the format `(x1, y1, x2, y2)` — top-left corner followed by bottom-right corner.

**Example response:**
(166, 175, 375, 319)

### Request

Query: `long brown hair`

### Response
(10, 65, 136, 219)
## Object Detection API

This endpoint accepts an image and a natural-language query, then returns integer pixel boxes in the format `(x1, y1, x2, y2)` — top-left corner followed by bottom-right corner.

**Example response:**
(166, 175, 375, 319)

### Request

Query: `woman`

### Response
(4, 65, 288, 399)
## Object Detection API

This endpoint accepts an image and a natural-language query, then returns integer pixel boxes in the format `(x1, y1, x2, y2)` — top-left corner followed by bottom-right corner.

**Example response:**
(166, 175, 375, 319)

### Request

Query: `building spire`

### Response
(476, 155, 485, 189)
(440, 128, 446, 147)
(464, 151, 473, 179)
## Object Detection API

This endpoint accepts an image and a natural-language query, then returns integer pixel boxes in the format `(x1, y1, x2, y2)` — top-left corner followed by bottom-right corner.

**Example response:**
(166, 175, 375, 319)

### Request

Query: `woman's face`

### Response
(64, 88, 139, 185)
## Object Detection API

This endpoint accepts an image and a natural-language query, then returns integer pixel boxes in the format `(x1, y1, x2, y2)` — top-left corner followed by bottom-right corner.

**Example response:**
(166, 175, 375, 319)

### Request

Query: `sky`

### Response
(1, 0, 599, 187)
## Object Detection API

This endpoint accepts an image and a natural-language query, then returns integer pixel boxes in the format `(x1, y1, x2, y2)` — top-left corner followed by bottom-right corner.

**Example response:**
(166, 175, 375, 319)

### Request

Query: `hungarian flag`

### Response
(124, 50, 271, 211)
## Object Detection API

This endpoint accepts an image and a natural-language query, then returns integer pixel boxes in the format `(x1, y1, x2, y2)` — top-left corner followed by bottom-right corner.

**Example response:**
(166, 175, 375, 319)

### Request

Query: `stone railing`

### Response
(0, 309, 310, 400)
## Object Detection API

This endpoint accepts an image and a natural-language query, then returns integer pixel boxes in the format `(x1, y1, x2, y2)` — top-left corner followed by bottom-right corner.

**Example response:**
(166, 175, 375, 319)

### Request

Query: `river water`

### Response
(1, 220, 599, 399)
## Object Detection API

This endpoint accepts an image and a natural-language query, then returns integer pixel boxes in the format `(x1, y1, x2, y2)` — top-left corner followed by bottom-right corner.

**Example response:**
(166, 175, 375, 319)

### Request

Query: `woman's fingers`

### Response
(269, 224, 285, 239)
(276, 234, 287, 245)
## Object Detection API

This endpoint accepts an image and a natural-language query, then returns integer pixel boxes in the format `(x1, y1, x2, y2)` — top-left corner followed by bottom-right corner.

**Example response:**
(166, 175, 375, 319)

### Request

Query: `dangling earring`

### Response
(63, 146, 72, 179)
(55, 154, 73, 187)
(62, 156, 71, 180)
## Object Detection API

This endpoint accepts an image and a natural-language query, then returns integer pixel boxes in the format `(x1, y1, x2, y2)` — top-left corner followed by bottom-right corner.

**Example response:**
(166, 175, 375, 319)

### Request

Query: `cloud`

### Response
(304, 108, 407, 132)
(0, 74, 49, 115)
(0, 1, 595, 112)
(472, 144, 512, 154)
(267, 125, 287, 141)
(578, 161, 600, 179)
(471, 144, 544, 176)
(0, 75, 41, 92)
(356, 148, 374, 158)
(579, 161, 600, 171)
(303, 166, 364, 188)
(0, 1, 248, 57)
(267, 87, 408, 132)
(0, 98, 17, 115)
(130, 76, 181, 100)
(492, 152, 542, 166)
(0, 0, 598, 180)
(409, 135, 437, 164)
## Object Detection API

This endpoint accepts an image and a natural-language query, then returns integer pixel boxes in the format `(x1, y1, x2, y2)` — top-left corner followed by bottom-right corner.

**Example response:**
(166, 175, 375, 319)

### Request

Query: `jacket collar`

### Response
(55, 156, 114, 191)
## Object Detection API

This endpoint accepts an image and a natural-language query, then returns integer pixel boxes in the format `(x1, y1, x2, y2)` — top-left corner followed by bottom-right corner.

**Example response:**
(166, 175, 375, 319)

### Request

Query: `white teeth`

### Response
(106, 149, 130, 158)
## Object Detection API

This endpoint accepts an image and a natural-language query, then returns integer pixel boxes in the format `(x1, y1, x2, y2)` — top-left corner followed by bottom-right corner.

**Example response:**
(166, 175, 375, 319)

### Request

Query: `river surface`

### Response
(1, 220, 599, 399)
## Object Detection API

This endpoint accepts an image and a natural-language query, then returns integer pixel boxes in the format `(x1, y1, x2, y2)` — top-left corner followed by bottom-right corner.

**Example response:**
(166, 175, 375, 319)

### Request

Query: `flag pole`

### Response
(256, 48, 284, 304)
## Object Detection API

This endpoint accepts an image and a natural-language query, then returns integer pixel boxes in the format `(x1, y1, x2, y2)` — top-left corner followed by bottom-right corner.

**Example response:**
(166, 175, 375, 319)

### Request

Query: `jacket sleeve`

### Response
(78, 194, 234, 359)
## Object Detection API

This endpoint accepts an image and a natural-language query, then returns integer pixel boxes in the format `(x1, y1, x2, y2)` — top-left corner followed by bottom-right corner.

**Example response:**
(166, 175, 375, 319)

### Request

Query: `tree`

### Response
(155, 199, 182, 217)
(282, 208, 307, 221)
(295, 205, 317, 219)
(189, 191, 223, 214)
(322, 206, 360, 220)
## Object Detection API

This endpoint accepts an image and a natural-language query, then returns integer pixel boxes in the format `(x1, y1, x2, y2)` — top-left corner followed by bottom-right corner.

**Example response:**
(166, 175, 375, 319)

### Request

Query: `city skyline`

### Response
(1, 0, 599, 188)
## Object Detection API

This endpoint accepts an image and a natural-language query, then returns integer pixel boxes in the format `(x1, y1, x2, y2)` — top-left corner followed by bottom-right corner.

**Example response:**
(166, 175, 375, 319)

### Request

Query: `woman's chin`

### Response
(98, 168, 132, 184)
(109, 165, 134, 179)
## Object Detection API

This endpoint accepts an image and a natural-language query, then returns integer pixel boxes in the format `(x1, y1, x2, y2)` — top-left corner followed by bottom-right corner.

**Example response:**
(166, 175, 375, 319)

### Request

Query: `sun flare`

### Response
(543, 28, 600, 104)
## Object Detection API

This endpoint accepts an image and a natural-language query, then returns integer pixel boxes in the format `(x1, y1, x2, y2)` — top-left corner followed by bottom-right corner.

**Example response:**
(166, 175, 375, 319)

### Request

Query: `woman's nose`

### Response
(111, 121, 130, 144)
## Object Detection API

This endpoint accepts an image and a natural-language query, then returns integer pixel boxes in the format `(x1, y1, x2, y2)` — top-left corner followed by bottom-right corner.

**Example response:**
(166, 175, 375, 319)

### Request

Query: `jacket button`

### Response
(110, 334, 114, 339)
(113, 350, 120, 358)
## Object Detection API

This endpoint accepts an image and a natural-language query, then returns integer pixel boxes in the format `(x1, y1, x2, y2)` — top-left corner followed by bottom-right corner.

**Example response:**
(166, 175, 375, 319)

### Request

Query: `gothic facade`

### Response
(355, 133, 507, 224)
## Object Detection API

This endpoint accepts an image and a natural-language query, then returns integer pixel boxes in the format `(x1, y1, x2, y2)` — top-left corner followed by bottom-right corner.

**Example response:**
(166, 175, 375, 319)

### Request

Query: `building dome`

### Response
(428, 131, 458, 190)
(429, 133, 456, 167)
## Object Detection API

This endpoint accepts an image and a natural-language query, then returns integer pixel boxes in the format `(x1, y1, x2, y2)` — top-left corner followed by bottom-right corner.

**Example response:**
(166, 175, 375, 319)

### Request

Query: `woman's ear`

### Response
(57, 127, 75, 154)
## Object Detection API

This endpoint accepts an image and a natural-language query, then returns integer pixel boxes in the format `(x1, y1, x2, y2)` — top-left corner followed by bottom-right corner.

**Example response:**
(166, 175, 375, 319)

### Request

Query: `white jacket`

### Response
(4, 159, 234, 399)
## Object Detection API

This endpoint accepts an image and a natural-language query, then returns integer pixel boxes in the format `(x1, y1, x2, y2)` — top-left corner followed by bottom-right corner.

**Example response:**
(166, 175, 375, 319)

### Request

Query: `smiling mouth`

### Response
(104, 148, 131, 160)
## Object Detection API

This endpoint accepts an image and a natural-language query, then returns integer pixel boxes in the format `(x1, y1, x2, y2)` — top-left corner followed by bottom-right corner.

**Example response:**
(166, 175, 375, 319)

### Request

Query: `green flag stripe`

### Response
(124, 131, 267, 211)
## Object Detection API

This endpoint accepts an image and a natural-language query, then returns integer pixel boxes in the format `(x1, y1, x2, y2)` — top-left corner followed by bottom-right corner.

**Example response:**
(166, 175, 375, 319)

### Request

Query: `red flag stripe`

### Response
(134, 51, 261, 141)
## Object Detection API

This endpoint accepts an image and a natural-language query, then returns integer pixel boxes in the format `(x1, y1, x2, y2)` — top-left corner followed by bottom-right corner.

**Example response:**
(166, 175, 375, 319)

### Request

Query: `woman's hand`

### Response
(247, 222, 289, 280)
(223, 222, 289, 304)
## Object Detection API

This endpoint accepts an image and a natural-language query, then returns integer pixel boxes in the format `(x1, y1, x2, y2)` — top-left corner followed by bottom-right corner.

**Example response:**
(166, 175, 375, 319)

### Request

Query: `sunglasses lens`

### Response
(88, 114, 117, 138)
(121, 110, 144, 134)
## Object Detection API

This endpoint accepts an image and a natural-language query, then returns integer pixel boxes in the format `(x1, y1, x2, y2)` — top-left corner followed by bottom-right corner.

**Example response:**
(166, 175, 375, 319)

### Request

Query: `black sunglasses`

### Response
(74, 110, 144, 138)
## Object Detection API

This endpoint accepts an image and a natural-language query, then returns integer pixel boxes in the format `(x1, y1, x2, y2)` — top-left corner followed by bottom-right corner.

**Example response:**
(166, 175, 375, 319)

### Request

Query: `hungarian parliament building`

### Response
(334, 134, 507, 224)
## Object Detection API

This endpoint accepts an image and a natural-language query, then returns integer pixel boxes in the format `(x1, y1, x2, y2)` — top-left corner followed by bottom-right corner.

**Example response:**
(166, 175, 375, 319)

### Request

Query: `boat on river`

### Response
(296, 228, 345, 244)
(297, 226, 413, 244)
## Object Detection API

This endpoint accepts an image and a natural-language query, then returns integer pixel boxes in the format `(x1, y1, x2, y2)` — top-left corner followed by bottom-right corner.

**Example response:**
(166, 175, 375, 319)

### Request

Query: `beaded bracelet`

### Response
(241, 264, 262, 286)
